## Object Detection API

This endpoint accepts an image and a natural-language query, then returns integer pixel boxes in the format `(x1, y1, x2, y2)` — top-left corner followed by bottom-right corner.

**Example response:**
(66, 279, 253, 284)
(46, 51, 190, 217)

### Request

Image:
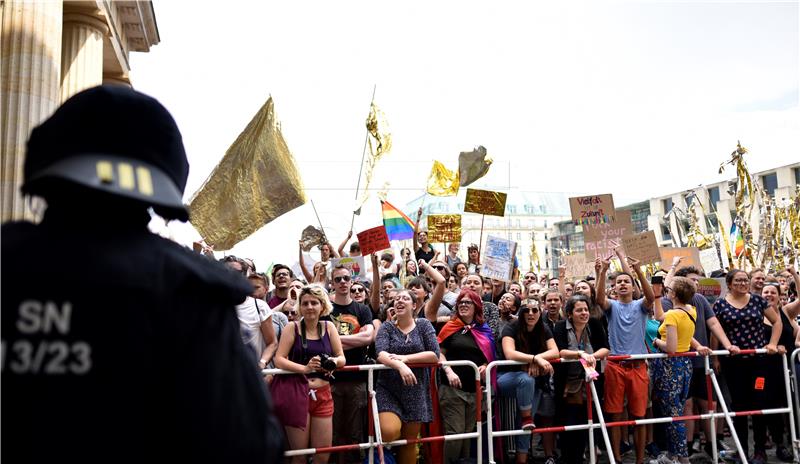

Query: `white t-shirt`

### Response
(236, 296, 273, 355)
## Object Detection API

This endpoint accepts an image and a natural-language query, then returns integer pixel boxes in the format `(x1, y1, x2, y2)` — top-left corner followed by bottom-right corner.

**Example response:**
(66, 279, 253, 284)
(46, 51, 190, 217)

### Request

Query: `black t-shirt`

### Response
(497, 319, 553, 374)
(415, 247, 436, 263)
(440, 331, 487, 393)
(326, 300, 374, 381)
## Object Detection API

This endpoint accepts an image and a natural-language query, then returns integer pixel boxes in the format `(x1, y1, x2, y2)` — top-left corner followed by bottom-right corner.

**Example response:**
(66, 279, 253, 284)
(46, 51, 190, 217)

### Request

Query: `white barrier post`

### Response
(707, 354, 748, 461)
(704, 355, 719, 463)
(586, 379, 595, 464)
(485, 360, 498, 464)
(781, 353, 798, 462)
(589, 380, 616, 464)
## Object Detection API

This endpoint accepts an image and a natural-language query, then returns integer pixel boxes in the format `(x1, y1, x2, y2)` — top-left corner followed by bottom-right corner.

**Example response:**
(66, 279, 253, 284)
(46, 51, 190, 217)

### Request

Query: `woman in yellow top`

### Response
(651, 277, 705, 464)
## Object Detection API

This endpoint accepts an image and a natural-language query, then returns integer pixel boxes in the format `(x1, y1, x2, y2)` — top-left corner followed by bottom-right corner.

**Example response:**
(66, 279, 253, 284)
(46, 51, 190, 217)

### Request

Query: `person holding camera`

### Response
(274, 285, 345, 463)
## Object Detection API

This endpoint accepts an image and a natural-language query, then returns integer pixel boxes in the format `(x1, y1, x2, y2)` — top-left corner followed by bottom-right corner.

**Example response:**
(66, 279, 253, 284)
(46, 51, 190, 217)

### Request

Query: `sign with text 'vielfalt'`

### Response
(427, 214, 462, 243)
(464, 189, 507, 217)
(356, 226, 391, 256)
(480, 235, 517, 282)
(582, 209, 633, 259)
(620, 230, 661, 265)
(569, 194, 615, 226)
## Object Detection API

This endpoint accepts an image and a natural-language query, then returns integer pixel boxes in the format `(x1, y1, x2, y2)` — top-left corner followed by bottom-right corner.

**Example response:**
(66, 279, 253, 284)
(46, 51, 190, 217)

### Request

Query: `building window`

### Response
(794, 167, 800, 186)
(516, 232, 521, 240)
(708, 186, 720, 206)
(762, 172, 778, 196)
(507, 205, 517, 214)
(662, 198, 673, 214)
(661, 223, 671, 241)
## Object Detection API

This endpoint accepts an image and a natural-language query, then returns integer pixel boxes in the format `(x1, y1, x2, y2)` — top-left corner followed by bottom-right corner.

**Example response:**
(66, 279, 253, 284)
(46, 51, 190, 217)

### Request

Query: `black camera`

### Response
(318, 353, 337, 372)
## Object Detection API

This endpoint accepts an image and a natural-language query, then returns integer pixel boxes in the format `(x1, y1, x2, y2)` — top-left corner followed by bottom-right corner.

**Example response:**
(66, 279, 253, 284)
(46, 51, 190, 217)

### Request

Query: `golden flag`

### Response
(188, 97, 306, 250)
(426, 160, 459, 196)
(458, 146, 492, 187)
(355, 101, 392, 212)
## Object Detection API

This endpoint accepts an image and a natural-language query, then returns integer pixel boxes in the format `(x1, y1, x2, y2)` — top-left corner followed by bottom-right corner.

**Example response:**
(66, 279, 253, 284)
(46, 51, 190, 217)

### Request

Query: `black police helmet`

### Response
(23, 85, 190, 221)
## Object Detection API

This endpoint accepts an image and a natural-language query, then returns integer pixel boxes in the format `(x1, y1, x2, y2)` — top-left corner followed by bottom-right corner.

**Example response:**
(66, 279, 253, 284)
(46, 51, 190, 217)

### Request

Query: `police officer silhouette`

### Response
(2, 86, 283, 463)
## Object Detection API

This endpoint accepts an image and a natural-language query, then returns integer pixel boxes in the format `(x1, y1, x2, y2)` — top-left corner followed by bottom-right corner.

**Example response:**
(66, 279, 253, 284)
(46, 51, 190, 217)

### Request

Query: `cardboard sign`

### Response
(659, 247, 701, 271)
(699, 247, 724, 275)
(563, 255, 596, 281)
(621, 231, 661, 265)
(427, 214, 462, 243)
(480, 235, 517, 282)
(357, 226, 391, 256)
(583, 209, 633, 259)
(464, 189, 507, 217)
(569, 194, 615, 226)
(696, 277, 727, 305)
(330, 256, 366, 279)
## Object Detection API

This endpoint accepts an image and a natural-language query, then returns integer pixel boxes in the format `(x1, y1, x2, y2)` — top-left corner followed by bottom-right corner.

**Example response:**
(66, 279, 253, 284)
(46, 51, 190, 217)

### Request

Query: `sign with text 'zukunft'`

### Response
(427, 214, 462, 243)
(480, 235, 517, 282)
(464, 189, 507, 217)
(569, 194, 615, 226)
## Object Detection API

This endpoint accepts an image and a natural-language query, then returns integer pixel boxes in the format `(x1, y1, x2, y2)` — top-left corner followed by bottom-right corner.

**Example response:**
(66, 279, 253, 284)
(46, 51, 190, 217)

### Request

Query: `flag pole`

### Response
(350, 84, 378, 232)
(310, 198, 327, 242)
(478, 214, 485, 256)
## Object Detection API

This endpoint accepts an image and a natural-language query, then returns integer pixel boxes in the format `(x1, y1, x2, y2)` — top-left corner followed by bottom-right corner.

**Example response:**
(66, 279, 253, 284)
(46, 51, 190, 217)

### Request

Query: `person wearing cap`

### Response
(1, 85, 282, 463)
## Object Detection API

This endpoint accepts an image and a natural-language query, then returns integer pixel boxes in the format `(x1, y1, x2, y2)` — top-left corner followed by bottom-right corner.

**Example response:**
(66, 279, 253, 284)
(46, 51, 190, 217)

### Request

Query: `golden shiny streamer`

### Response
(530, 240, 541, 273)
(356, 102, 393, 209)
(188, 97, 307, 250)
(426, 160, 460, 196)
(717, 210, 734, 268)
(719, 141, 759, 269)
(458, 146, 493, 187)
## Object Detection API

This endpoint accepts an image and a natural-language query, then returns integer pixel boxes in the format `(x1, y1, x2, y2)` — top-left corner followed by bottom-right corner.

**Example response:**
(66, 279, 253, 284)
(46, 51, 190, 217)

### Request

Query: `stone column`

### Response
(1, 0, 63, 222)
(60, 12, 107, 102)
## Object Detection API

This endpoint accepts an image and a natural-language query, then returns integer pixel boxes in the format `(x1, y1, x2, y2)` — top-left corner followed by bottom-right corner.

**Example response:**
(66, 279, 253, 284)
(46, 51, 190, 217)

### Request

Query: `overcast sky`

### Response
(131, 0, 799, 268)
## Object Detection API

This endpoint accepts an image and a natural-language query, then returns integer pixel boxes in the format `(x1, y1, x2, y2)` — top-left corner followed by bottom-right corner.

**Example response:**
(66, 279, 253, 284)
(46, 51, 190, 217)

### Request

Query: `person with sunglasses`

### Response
(326, 265, 377, 463)
(496, 298, 559, 464)
(430, 259, 458, 317)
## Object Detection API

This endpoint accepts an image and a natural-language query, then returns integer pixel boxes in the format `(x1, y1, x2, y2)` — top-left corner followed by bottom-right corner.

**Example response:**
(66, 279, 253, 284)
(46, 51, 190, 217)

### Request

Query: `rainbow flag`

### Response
(381, 200, 415, 241)
(730, 222, 745, 257)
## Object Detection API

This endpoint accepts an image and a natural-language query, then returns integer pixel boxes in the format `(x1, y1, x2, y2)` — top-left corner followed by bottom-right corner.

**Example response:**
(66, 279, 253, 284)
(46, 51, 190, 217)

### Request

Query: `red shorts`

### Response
(604, 360, 649, 417)
(308, 384, 334, 417)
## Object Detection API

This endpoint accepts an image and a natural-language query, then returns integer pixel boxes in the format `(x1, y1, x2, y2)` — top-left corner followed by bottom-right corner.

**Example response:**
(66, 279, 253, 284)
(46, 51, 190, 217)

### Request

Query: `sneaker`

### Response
(646, 442, 661, 458)
(689, 437, 701, 456)
(776, 445, 793, 462)
(648, 452, 678, 464)
(520, 416, 535, 431)
(749, 450, 767, 464)
(543, 457, 557, 464)
(620, 440, 633, 455)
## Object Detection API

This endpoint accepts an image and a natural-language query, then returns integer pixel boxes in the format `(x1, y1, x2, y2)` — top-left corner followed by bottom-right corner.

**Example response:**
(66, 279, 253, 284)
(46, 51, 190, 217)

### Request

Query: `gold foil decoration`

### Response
(458, 146, 493, 187)
(719, 141, 759, 269)
(426, 160, 460, 196)
(300, 225, 327, 252)
(355, 101, 392, 211)
(427, 214, 462, 243)
(188, 97, 307, 250)
(530, 239, 541, 273)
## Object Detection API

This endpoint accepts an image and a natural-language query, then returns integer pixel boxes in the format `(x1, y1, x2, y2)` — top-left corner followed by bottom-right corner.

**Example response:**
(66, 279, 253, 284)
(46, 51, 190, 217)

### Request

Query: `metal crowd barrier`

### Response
(264, 360, 482, 464)
(485, 349, 798, 464)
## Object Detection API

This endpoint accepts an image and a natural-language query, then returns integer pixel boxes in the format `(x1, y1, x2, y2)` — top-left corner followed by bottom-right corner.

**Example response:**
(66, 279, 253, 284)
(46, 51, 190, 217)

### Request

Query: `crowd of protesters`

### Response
(207, 225, 800, 464)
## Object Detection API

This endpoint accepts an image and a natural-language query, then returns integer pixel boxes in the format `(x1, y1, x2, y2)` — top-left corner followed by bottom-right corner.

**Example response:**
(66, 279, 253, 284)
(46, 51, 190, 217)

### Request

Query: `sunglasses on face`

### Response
(275, 272, 291, 278)
(433, 265, 447, 271)
(350, 287, 365, 293)
(334, 275, 351, 283)
(521, 307, 540, 314)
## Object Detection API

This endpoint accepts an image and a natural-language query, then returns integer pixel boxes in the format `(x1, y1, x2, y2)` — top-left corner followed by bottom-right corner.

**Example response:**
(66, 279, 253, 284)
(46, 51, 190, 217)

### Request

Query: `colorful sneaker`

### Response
(646, 442, 661, 458)
(543, 456, 557, 464)
(521, 416, 535, 431)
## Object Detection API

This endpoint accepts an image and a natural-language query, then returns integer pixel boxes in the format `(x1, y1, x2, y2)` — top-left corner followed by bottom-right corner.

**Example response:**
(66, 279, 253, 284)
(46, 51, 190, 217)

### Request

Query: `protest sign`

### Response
(699, 247, 725, 275)
(464, 189, 507, 217)
(563, 255, 596, 281)
(569, 194, 615, 226)
(331, 256, 366, 279)
(583, 209, 633, 259)
(357, 226, 391, 256)
(696, 277, 728, 305)
(480, 235, 517, 282)
(621, 231, 661, 265)
(659, 247, 701, 270)
(427, 214, 462, 243)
